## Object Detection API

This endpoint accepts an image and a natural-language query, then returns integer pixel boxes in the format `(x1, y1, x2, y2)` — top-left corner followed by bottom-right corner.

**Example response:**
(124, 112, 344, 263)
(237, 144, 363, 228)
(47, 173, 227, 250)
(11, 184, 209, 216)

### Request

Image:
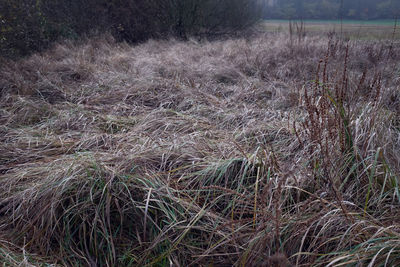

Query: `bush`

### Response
(0, 0, 46, 57)
(0, 0, 263, 58)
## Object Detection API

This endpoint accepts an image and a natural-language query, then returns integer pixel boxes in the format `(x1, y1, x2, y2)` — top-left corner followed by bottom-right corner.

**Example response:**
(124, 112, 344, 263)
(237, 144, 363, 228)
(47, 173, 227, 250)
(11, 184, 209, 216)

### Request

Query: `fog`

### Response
(264, 0, 400, 20)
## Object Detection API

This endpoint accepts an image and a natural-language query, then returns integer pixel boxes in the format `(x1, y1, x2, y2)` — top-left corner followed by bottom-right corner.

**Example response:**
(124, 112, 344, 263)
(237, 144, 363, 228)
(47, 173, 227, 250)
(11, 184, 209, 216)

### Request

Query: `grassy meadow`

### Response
(264, 19, 400, 40)
(0, 27, 400, 266)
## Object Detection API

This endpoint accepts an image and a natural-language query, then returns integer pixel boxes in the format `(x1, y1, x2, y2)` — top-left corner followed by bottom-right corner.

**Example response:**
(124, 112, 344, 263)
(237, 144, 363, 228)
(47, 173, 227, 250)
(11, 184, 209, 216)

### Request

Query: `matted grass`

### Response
(0, 32, 400, 266)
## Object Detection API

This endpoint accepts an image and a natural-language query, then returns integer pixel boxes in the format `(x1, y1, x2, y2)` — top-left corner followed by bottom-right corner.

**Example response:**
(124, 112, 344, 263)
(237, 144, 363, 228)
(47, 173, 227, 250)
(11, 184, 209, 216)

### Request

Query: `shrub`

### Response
(0, 0, 263, 58)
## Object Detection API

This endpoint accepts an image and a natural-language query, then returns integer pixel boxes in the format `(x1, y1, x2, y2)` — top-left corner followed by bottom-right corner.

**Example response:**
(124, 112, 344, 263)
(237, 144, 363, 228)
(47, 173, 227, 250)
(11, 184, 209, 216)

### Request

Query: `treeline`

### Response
(265, 0, 400, 20)
(0, 0, 262, 58)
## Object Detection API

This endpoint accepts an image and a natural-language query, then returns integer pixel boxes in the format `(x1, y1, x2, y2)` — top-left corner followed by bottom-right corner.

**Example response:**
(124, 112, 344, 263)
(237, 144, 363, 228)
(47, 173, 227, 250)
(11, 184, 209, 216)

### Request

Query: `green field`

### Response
(266, 19, 398, 25)
(263, 19, 400, 39)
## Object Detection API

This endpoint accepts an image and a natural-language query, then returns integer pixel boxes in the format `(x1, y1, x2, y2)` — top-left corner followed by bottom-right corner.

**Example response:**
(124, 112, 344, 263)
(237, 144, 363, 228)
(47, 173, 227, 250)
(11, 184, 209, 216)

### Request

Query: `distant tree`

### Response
(263, 0, 399, 20)
(0, 0, 45, 56)
(318, 0, 340, 19)
(377, 0, 400, 18)
(295, 0, 305, 19)
(0, 0, 263, 58)
(106, 0, 262, 41)
(0, 0, 109, 57)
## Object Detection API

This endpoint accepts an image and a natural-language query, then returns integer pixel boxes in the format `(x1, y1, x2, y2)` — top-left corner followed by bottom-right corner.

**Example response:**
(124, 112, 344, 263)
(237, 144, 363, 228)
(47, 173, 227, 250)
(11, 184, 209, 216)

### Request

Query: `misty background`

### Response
(264, 0, 400, 20)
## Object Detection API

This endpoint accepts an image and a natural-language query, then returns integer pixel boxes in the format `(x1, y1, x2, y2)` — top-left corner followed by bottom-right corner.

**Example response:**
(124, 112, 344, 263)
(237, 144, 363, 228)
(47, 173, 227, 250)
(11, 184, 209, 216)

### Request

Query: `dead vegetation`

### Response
(0, 32, 400, 266)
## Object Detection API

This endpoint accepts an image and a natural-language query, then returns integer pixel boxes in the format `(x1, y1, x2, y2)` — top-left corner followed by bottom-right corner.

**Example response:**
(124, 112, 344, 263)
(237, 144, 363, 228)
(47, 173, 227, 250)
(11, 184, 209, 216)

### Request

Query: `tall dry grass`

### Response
(0, 32, 399, 266)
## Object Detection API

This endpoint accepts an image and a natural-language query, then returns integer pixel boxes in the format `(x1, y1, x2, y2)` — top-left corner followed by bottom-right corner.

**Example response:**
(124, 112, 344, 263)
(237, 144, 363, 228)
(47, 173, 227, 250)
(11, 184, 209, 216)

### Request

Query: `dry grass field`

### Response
(0, 31, 400, 266)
